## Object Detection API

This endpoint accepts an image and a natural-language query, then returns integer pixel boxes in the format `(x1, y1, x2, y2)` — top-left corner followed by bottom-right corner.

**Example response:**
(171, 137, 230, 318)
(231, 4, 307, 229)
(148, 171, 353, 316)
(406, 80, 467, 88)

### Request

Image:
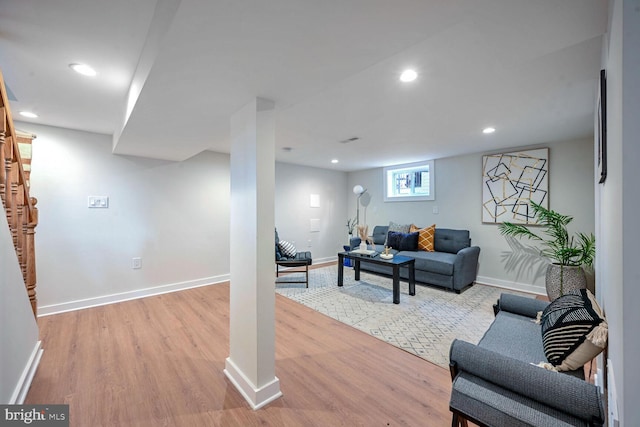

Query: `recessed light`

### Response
(400, 69, 418, 82)
(482, 127, 496, 134)
(19, 111, 38, 118)
(69, 63, 97, 77)
(331, 159, 339, 164)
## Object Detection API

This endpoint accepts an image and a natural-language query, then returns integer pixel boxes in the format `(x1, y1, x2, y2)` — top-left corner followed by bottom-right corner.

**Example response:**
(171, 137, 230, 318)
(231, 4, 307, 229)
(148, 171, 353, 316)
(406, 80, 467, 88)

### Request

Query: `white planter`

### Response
(359, 242, 367, 251)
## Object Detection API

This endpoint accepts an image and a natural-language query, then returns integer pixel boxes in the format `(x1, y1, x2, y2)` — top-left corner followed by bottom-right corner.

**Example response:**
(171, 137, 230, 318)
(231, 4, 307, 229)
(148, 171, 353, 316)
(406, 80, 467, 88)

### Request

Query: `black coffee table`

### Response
(337, 251, 415, 304)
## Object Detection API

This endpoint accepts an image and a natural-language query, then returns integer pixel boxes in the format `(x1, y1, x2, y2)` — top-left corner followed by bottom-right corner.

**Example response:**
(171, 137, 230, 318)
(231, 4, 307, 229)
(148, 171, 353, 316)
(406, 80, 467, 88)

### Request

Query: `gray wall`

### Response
(27, 123, 232, 312)
(348, 138, 594, 295)
(275, 162, 348, 261)
(1, 205, 40, 403)
(598, 0, 640, 424)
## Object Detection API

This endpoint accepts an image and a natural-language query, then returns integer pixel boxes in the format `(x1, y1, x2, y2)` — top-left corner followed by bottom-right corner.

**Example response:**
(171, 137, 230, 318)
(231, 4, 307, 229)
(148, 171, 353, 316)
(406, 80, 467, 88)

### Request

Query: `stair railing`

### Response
(0, 68, 38, 317)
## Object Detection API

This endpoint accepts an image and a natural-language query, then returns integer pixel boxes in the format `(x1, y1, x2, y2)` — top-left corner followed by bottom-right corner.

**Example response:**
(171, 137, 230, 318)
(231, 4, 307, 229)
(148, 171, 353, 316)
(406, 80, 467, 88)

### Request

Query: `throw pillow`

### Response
(386, 231, 419, 251)
(384, 221, 411, 246)
(410, 224, 436, 251)
(278, 240, 297, 258)
(540, 289, 608, 371)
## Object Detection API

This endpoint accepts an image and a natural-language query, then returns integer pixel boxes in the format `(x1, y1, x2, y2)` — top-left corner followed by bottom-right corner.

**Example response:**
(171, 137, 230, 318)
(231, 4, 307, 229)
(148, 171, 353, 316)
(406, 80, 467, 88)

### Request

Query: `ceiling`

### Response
(0, 0, 608, 172)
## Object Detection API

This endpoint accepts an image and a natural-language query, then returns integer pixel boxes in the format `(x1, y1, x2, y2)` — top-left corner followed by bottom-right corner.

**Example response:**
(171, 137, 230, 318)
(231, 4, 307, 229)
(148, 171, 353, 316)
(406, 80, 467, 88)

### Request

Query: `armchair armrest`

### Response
(497, 293, 549, 318)
(452, 246, 480, 289)
(449, 339, 604, 425)
(349, 236, 361, 250)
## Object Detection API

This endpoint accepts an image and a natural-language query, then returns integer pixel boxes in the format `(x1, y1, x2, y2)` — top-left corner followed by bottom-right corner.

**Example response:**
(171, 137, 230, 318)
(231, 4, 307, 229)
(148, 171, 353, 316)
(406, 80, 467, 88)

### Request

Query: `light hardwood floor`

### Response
(26, 277, 454, 426)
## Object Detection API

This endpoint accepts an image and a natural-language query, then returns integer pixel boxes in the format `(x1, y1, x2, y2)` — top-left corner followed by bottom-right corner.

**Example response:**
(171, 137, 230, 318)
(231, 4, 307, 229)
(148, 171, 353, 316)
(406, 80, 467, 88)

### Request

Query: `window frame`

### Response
(383, 160, 435, 202)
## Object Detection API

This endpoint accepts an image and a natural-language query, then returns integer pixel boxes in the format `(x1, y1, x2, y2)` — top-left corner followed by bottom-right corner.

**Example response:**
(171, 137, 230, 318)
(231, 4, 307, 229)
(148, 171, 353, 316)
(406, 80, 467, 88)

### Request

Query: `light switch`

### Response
(88, 196, 109, 208)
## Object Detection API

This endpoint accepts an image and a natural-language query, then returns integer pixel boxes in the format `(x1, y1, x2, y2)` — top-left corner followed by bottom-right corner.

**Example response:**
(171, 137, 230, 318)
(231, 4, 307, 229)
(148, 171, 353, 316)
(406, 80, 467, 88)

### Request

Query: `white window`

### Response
(383, 160, 435, 202)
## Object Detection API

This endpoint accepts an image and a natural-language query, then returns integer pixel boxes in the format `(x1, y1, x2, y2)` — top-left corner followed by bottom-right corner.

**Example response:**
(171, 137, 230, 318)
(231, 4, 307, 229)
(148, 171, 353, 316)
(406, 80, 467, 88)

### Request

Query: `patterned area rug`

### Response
(276, 265, 532, 368)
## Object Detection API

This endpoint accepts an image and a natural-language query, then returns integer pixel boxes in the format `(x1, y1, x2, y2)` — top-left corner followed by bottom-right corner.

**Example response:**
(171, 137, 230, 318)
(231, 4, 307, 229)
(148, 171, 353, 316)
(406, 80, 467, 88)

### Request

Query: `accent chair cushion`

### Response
(278, 240, 297, 258)
(410, 224, 436, 251)
(540, 289, 608, 371)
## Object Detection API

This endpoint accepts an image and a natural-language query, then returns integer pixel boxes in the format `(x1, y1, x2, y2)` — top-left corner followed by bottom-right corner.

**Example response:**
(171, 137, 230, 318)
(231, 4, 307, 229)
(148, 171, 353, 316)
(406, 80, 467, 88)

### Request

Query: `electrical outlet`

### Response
(132, 257, 142, 269)
(88, 196, 109, 208)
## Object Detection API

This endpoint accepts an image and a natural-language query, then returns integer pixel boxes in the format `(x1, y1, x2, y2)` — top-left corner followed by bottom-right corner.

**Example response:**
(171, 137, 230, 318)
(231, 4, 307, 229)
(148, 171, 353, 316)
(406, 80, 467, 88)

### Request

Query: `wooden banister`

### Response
(1, 68, 39, 317)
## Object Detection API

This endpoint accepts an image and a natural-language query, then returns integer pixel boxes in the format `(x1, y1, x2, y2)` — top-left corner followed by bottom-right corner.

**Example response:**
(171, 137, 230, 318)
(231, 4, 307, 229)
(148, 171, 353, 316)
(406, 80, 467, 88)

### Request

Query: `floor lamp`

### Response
(353, 185, 367, 225)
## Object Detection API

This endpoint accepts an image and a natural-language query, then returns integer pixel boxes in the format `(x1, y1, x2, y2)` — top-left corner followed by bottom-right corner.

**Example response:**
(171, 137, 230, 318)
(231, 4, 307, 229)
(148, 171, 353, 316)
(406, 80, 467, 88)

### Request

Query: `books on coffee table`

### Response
(349, 248, 378, 257)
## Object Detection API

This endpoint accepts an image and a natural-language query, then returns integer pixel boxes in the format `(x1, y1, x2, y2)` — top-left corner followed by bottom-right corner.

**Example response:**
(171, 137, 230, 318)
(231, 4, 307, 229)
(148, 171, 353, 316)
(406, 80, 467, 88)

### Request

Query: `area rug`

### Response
(275, 265, 533, 368)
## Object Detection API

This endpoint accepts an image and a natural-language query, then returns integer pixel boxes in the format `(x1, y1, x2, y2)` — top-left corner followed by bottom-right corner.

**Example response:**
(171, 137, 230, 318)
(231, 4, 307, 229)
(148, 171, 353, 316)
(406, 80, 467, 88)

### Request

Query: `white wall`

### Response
(20, 123, 347, 314)
(0, 205, 40, 403)
(25, 123, 232, 313)
(275, 162, 348, 262)
(348, 138, 594, 294)
(599, 0, 640, 424)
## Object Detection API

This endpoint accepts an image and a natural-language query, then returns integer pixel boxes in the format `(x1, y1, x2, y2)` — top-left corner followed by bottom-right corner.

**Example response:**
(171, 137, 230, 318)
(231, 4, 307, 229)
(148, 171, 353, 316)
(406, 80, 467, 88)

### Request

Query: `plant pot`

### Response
(359, 242, 367, 251)
(545, 264, 587, 301)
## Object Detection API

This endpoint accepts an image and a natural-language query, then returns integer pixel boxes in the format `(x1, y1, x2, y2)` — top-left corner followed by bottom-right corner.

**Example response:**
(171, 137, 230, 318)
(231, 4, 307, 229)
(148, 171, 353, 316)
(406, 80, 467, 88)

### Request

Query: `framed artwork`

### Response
(482, 148, 549, 224)
(597, 69, 607, 184)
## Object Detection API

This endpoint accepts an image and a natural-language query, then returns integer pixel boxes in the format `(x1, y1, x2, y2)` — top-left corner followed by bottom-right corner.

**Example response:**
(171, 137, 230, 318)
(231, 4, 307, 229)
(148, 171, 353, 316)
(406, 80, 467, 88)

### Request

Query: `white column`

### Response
(224, 98, 281, 409)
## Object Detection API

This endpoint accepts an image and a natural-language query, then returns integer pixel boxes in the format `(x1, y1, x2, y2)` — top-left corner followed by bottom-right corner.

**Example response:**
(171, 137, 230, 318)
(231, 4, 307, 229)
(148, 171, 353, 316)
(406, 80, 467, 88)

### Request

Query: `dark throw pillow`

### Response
(387, 231, 419, 251)
(540, 289, 608, 371)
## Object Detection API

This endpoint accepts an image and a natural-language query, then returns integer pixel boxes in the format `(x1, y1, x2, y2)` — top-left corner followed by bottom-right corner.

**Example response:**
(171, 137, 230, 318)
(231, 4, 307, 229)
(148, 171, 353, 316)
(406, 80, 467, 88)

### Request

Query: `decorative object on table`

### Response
(353, 185, 368, 225)
(482, 148, 548, 224)
(357, 224, 374, 251)
(380, 246, 393, 260)
(498, 201, 595, 300)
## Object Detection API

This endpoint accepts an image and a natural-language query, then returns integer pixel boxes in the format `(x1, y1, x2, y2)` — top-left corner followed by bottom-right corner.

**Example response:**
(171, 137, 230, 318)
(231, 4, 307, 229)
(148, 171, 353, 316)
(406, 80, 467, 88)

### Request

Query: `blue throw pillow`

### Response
(387, 231, 418, 251)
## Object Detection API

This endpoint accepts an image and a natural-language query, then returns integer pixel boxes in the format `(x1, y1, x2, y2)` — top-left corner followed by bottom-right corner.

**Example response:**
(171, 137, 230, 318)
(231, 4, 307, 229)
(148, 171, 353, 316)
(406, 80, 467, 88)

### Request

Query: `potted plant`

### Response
(498, 201, 595, 300)
(346, 218, 357, 242)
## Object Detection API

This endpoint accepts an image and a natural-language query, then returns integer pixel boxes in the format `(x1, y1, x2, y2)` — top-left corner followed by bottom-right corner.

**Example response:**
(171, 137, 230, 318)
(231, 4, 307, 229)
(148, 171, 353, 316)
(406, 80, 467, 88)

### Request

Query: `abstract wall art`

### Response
(482, 148, 548, 224)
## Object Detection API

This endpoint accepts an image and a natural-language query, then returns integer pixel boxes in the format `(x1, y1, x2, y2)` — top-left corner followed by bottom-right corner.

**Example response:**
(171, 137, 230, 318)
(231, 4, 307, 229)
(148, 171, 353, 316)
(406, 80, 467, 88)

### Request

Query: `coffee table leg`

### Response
(409, 263, 416, 296)
(338, 253, 344, 287)
(392, 266, 400, 304)
(354, 259, 360, 281)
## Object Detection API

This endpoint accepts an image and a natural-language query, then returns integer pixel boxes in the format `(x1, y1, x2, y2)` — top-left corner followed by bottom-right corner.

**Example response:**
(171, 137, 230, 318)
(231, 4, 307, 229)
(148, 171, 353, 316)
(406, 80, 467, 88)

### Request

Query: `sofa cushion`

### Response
(402, 250, 456, 276)
(478, 311, 547, 364)
(384, 221, 411, 246)
(410, 223, 435, 251)
(371, 225, 389, 245)
(541, 289, 607, 371)
(387, 231, 418, 251)
(434, 228, 471, 254)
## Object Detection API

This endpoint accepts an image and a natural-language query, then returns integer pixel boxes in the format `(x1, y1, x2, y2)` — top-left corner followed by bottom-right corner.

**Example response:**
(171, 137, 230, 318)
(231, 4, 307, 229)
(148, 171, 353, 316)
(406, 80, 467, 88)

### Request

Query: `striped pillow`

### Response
(540, 289, 607, 371)
(278, 240, 297, 258)
(410, 224, 436, 252)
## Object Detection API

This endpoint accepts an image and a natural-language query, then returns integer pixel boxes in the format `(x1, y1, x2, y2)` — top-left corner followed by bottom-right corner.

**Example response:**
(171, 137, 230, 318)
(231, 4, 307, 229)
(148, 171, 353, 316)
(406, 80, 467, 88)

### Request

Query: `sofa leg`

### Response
(451, 412, 469, 427)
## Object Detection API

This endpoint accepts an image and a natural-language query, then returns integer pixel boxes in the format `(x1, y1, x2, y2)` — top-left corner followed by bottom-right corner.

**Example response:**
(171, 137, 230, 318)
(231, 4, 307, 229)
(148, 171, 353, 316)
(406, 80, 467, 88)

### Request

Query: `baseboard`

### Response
(475, 275, 546, 296)
(38, 274, 230, 317)
(313, 256, 337, 265)
(10, 340, 43, 404)
(224, 357, 282, 410)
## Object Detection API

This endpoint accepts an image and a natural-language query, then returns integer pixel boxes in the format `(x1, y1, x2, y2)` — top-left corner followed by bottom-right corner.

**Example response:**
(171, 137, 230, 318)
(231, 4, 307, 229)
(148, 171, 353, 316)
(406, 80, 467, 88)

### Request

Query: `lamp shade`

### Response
(353, 185, 365, 195)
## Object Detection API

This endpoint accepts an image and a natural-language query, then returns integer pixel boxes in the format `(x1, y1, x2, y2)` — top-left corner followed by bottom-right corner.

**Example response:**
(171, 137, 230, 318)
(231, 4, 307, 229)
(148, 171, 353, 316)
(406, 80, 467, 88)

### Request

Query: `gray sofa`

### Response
(449, 293, 605, 426)
(350, 225, 480, 293)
